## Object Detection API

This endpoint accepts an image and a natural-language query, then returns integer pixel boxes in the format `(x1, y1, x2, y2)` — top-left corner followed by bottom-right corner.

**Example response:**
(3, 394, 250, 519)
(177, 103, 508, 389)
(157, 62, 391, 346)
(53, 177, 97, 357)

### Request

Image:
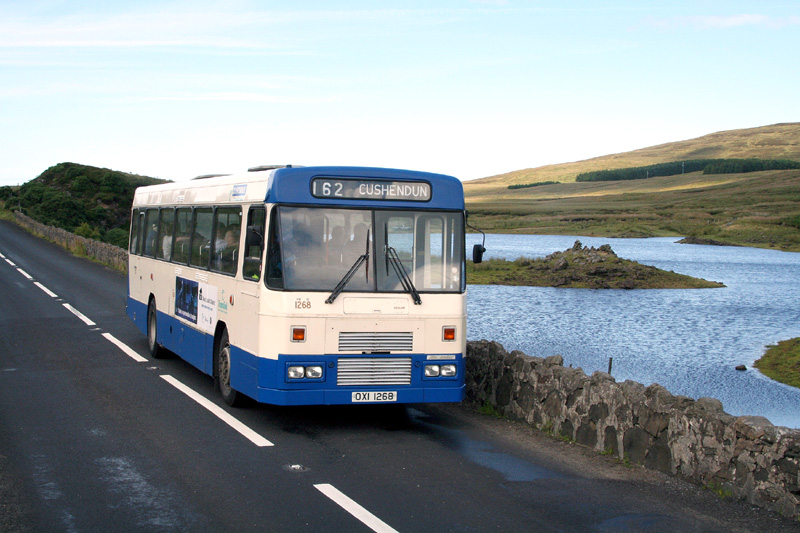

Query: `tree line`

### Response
(575, 159, 800, 182)
(507, 180, 560, 190)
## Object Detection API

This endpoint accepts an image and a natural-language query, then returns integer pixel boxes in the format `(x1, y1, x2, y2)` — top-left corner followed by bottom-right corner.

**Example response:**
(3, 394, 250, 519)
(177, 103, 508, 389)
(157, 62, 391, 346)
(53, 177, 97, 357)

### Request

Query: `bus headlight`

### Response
(424, 363, 457, 378)
(305, 366, 323, 379)
(288, 366, 305, 379)
(287, 364, 324, 380)
(440, 364, 457, 377)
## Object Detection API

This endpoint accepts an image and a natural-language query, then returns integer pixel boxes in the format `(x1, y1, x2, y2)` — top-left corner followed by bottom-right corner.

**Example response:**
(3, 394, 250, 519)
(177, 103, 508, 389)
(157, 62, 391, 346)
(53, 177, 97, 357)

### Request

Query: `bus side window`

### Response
(172, 208, 192, 264)
(189, 208, 213, 269)
(243, 206, 266, 281)
(265, 209, 283, 289)
(143, 208, 160, 257)
(129, 209, 142, 255)
(156, 208, 175, 261)
(212, 207, 242, 275)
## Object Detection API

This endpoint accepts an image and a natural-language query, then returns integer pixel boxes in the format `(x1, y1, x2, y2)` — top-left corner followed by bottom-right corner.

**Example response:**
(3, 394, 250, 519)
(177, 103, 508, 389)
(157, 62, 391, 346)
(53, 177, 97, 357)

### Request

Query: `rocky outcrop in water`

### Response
(677, 236, 742, 247)
(469, 241, 725, 289)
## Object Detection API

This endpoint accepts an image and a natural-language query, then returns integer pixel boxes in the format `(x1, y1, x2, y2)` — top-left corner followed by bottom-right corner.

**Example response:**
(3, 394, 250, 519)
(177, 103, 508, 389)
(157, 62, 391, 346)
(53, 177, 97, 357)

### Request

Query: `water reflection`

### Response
(466, 235, 800, 428)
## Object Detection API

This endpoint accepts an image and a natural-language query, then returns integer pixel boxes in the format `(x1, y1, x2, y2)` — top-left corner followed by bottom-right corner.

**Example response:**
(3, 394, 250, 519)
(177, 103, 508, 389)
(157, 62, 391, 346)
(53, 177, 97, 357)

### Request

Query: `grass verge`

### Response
(754, 338, 800, 389)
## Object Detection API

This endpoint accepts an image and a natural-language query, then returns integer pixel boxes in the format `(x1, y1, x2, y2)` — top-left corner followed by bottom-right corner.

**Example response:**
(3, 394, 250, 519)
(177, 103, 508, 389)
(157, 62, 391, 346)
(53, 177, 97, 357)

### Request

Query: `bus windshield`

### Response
(266, 206, 465, 295)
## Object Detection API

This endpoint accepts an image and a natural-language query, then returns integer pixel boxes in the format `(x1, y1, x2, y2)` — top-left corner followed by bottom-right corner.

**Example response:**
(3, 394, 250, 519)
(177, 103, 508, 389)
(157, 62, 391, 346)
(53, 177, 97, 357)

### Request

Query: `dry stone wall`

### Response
(465, 339, 800, 519)
(14, 212, 127, 272)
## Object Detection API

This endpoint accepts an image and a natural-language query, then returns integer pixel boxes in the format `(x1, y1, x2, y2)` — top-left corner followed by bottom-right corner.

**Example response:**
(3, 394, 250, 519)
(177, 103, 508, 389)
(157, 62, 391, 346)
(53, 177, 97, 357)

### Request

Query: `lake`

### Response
(465, 234, 800, 429)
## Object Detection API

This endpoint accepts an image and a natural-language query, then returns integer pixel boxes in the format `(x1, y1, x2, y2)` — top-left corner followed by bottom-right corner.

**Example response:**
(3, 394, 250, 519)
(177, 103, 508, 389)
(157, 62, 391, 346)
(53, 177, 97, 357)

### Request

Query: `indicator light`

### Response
(291, 326, 306, 342)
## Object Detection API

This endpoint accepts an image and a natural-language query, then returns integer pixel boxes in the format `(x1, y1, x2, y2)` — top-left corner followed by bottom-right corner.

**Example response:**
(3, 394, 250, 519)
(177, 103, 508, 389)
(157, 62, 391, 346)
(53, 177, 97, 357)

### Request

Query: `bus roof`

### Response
(132, 166, 465, 210)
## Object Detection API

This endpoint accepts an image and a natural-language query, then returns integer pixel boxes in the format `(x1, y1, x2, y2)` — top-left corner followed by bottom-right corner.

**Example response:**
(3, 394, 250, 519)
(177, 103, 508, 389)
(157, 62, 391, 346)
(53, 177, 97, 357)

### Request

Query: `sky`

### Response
(1, 1, 798, 186)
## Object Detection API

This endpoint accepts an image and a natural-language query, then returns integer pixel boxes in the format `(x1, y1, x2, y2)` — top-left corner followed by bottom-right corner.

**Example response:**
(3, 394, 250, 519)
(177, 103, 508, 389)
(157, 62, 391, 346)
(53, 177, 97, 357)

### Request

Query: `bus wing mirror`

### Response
(473, 244, 486, 264)
(465, 213, 486, 264)
(246, 225, 264, 246)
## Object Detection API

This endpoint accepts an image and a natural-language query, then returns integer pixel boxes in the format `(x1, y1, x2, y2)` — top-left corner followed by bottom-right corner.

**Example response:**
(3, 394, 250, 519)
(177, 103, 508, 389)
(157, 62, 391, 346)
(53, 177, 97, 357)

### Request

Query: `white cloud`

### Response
(469, 0, 509, 6)
(649, 14, 800, 30)
(139, 91, 337, 104)
(0, 5, 522, 49)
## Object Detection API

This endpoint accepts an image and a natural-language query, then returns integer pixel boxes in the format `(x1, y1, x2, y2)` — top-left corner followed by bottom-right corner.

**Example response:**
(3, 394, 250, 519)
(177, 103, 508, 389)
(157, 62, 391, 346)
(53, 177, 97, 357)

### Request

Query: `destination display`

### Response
(311, 177, 431, 202)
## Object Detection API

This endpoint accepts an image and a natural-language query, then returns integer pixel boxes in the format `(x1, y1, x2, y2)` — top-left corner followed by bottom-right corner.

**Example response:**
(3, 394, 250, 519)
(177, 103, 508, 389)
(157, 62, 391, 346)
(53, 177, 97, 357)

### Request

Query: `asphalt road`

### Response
(1, 219, 798, 532)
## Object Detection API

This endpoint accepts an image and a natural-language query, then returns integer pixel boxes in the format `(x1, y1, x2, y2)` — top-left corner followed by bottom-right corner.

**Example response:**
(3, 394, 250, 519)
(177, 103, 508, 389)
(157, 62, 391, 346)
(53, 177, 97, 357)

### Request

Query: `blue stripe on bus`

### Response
(241, 352, 465, 406)
(127, 297, 211, 373)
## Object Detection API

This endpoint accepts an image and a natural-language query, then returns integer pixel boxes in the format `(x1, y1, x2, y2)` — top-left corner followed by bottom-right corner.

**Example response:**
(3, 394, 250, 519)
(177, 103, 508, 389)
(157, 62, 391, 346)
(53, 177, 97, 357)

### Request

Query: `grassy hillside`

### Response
(465, 122, 800, 199)
(464, 124, 800, 251)
(0, 162, 166, 248)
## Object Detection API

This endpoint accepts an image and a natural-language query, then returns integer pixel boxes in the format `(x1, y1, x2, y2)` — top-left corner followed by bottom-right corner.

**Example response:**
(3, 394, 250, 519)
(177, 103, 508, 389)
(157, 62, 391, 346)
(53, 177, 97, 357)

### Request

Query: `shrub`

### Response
(105, 228, 129, 249)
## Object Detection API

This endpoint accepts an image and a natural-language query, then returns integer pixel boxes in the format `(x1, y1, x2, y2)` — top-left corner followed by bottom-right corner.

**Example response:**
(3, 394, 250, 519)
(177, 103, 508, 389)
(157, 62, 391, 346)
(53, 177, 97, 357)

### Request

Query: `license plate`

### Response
(352, 391, 397, 403)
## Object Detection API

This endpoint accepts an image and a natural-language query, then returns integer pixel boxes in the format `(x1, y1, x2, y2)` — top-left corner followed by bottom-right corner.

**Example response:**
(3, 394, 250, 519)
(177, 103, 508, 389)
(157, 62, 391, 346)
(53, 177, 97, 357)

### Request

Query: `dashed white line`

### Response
(101, 333, 148, 363)
(34, 282, 58, 298)
(62, 303, 96, 326)
(2, 247, 392, 525)
(159, 375, 274, 447)
(314, 483, 398, 533)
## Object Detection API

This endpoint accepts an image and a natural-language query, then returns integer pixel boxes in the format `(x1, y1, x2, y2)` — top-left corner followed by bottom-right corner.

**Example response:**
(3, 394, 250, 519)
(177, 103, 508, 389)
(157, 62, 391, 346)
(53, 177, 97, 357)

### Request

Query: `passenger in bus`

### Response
(214, 223, 229, 251)
(224, 227, 239, 249)
(328, 226, 346, 265)
(284, 222, 311, 266)
(161, 222, 173, 261)
(144, 224, 158, 256)
(216, 227, 240, 272)
(343, 223, 369, 262)
(266, 241, 283, 287)
(173, 219, 191, 263)
(351, 223, 370, 246)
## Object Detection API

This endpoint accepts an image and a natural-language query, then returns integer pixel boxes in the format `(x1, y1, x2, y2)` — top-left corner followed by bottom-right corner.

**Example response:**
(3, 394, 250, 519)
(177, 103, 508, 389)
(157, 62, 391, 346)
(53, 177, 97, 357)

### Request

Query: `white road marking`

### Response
(16, 267, 33, 280)
(62, 303, 96, 326)
(159, 375, 274, 447)
(5, 258, 16, 266)
(34, 282, 58, 298)
(314, 483, 398, 533)
(101, 333, 148, 363)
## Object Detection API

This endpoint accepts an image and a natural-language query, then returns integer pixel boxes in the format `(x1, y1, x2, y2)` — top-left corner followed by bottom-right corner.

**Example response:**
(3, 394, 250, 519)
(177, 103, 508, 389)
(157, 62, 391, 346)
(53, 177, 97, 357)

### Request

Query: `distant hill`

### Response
(464, 123, 800, 200)
(462, 123, 800, 251)
(0, 162, 166, 248)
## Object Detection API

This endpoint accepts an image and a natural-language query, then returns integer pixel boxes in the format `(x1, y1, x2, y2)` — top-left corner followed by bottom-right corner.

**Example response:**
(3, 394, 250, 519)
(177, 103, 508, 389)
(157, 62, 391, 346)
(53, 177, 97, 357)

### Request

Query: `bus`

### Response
(127, 165, 469, 406)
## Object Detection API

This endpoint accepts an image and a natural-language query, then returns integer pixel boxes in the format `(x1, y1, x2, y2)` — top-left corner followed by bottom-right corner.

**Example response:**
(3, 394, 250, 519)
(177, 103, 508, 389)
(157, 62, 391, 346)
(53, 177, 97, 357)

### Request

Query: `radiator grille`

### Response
(338, 332, 413, 353)
(337, 358, 412, 386)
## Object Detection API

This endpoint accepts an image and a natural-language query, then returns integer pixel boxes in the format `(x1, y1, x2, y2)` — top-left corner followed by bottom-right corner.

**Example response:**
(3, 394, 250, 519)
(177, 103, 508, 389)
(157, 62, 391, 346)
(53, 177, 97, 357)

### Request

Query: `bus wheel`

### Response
(216, 330, 241, 407)
(147, 300, 164, 359)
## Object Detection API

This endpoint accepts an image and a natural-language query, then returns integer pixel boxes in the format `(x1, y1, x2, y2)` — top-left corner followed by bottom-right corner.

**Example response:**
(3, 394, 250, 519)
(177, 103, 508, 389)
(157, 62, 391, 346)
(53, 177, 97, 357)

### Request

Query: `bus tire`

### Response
(216, 329, 241, 407)
(147, 299, 164, 359)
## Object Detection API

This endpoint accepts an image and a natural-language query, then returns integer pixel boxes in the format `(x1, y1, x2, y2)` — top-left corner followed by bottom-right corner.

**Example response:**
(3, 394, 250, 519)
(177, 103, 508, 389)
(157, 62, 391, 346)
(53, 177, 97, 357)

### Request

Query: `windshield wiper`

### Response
(326, 230, 370, 304)
(386, 246, 421, 305)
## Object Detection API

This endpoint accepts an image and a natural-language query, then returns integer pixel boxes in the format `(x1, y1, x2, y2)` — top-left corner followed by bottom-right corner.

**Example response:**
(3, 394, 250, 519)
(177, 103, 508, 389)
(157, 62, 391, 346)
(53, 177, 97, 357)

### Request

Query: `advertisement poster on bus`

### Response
(175, 277, 218, 333)
(175, 277, 198, 323)
(197, 284, 218, 333)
